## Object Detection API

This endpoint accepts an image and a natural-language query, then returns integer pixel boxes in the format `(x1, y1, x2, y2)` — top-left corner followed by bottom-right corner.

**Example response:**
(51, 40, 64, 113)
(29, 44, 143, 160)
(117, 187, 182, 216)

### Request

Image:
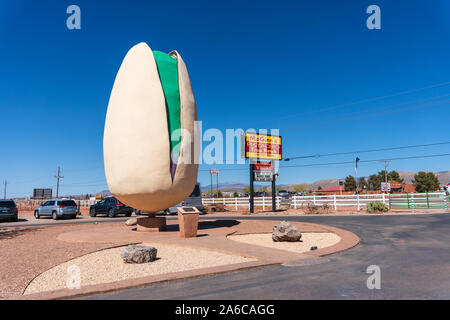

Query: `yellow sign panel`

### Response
(244, 133, 282, 160)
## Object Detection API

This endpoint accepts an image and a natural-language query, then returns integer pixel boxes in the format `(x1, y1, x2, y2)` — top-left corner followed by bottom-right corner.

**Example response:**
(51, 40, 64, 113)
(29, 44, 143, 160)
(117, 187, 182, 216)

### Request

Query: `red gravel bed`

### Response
(0, 223, 119, 299)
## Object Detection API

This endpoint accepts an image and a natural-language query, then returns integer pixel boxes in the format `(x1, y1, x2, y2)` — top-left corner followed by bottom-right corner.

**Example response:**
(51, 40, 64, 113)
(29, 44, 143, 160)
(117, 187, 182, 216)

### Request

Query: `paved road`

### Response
(82, 214, 450, 300)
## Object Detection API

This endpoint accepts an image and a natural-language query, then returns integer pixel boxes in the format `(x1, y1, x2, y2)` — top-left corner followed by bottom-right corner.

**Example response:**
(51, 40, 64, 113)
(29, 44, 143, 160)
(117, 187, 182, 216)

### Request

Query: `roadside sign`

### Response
(254, 171, 273, 182)
(209, 169, 218, 174)
(254, 161, 273, 172)
(242, 133, 282, 160)
(33, 188, 52, 199)
(381, 182, 391, 192)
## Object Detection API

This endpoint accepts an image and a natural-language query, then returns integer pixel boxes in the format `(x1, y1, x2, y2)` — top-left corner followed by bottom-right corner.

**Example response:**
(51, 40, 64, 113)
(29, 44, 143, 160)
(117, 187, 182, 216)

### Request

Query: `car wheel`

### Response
(52, 211, 58, 220)
(108, 209, 116, 218)
(89, 208, 96, 217)
(164, 209, 171, 215)
(135, 210, 141, 215)
(71, 214, 77, 219)
(34, 211, 40, 219)
(10, 216, 18, 222)
(125, 213, 132, 217)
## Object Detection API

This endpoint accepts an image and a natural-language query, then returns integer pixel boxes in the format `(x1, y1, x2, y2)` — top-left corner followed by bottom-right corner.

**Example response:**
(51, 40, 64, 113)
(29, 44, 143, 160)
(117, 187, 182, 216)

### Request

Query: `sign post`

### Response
(209, 169, 219, 198)
(242, 133, 282, 213)
(249, 163, 254, 213)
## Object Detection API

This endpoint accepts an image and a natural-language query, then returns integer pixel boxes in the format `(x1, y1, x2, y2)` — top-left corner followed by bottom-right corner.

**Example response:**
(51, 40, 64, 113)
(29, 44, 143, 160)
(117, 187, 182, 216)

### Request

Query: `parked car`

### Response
(89, 196, 133, 218)
(0, 200, 18, 222)
(277, 190, 290, 198)
(34, 199, 79, 220)
(136, 183, 203, 215)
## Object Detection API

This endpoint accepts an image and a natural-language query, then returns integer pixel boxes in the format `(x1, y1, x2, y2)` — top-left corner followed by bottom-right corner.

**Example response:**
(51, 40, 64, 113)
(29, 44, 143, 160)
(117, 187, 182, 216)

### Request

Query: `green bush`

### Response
(366, 201, 389, 213)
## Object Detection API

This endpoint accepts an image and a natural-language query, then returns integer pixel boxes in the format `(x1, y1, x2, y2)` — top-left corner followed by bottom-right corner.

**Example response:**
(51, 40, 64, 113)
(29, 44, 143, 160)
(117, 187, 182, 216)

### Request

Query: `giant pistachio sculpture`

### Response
(104, 42, 199, 212)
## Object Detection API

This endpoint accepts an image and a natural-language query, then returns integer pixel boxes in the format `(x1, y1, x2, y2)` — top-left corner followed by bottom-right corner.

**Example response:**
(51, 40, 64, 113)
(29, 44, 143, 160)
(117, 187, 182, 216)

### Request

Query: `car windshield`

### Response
(279, 190, 287, 193)
(61, 200, 77, 206)
(0, 201, 15, 208)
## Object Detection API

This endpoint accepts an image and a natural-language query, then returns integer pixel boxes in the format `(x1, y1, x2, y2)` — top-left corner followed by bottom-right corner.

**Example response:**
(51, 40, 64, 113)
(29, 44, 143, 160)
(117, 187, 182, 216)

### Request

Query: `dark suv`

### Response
(89, 196, 133, 218)
(0, 200, 18, 222)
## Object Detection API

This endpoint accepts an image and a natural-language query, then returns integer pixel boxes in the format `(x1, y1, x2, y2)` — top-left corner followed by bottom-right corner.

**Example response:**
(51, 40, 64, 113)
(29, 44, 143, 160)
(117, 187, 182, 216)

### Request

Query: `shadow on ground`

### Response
(0, 227, 42, 240)
(164, 219, 240, 232)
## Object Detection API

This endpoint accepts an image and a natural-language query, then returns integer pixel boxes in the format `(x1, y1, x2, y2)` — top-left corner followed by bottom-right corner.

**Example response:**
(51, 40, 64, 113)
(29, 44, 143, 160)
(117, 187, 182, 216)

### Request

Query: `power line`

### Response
(200, 152, 450, 172)
(281, 153, 450, 169)
(284, 141, 450, 161)
(270, 80, 450, 122)
(283, 96, 450, 131)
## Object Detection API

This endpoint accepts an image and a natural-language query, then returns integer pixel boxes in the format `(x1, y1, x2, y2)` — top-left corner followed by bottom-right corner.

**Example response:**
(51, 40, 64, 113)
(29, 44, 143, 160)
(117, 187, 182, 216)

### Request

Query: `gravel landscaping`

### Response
(227, 232, 341, 253)
(24, 243, 256, 295)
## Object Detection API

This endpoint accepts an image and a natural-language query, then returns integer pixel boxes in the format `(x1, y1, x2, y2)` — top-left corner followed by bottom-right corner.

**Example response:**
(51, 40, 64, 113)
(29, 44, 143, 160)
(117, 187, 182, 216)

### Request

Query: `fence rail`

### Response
(202, 193, 449, 211)
(12, 193, 449, 212)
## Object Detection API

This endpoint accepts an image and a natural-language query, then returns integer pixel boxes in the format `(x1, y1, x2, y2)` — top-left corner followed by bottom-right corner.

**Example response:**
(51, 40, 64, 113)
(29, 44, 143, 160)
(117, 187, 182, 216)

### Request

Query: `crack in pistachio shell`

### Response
(153, 50, 181, 180)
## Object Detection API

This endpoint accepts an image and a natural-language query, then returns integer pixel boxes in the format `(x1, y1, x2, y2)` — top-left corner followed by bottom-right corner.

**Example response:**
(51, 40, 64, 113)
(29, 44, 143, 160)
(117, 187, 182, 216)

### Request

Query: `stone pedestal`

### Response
(177, 207, 200, 238)
(136, 215, 166, 232)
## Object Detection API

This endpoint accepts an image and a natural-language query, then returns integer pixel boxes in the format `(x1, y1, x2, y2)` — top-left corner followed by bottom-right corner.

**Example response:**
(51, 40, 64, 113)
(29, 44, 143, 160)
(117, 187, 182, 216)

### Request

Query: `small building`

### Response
(311, 186, 345, 195)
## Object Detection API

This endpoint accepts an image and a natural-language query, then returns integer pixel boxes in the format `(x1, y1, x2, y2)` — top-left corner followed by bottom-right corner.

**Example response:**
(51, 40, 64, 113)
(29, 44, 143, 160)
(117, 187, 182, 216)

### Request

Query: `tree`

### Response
(233, 191, 239, 197)
(368, 174, 381, 190)
(317, 186, 322, 190)
(387, 171, 404, 183)
(412, 172, 440, 193)
(344, 175, 357, 191)
(358, 177, 368, 190)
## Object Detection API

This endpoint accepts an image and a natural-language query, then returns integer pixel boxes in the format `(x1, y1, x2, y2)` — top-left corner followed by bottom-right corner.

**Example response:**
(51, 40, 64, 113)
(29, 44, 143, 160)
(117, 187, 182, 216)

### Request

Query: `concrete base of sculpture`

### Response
(136, 215, 166, 232)
(177, 207, 200, 238)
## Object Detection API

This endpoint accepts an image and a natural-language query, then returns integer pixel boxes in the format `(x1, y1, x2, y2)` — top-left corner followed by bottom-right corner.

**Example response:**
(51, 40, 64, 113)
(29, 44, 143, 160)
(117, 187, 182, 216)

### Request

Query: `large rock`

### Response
(125, 217, 138, 226)
(120, 245, 157, 263)
(272, 221, 302, 242)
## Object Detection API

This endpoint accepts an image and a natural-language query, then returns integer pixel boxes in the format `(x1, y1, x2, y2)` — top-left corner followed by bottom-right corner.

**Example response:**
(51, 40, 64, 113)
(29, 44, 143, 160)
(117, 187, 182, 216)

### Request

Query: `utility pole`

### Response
(216, 171, 219, 197)
(54, 166, 64, 198)
(384, 160, 388, 184)
(3, 180, 7, 200)
(210, 171, 212, 198)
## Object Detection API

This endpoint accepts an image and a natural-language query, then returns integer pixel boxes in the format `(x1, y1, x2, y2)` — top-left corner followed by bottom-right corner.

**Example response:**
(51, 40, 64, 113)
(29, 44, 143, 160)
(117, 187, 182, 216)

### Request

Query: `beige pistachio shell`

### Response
(103, 42, 199, 212)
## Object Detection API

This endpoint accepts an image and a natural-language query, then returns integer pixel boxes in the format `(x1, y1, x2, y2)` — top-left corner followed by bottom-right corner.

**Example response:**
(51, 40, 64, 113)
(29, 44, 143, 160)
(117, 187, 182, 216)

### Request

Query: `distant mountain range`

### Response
(95, 171, 450, 195)
(200, 171, 450, 191)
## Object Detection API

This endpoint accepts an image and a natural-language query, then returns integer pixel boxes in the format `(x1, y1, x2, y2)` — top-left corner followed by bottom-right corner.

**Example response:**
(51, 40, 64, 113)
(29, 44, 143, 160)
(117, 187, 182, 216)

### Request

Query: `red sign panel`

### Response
(254, 161, 273, 172)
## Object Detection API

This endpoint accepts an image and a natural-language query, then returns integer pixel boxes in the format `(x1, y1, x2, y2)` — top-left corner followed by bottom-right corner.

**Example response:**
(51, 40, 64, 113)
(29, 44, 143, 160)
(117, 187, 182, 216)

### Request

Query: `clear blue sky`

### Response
(1, 0, 450, 197)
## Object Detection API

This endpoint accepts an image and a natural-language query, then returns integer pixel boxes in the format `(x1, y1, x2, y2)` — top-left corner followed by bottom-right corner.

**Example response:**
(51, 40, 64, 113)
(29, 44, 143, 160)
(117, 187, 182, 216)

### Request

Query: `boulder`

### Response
(125, 217, 138, 226)
(120, 245, 157, 263)
(272, 221, 302, 242)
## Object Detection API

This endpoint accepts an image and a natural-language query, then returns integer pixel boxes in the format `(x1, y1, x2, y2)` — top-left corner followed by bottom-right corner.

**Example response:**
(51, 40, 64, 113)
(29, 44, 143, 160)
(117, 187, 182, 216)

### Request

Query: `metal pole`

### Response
(250, 163, 254, 213)
(355, 162, 360, 211)
(271, 173, 276, 212)
(55, 166, 63, 198)
(210, 171, 212, 198)
(3, 180, 6, 200)
(216, 172, 219, 197)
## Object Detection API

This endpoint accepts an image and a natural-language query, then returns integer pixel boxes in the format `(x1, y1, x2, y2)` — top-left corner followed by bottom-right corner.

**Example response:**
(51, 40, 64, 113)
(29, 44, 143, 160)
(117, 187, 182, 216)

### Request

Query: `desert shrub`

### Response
(321, 203, 330, 214)
(304, 203, 330, 214)
(366, 201, 389, 213)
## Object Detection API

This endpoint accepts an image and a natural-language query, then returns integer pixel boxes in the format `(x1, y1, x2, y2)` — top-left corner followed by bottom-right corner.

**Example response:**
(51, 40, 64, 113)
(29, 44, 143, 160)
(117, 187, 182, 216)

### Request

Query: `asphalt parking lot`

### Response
(82, 213, 450, 300)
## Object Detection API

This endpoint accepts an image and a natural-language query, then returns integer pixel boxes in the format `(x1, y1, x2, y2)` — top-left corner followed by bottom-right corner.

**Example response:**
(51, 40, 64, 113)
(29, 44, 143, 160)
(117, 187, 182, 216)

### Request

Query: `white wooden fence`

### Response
(203, 194, 389, 211)
(202, 196, 282, 211)
(291, 194, 389, 210)
(202, 193, 449, 211)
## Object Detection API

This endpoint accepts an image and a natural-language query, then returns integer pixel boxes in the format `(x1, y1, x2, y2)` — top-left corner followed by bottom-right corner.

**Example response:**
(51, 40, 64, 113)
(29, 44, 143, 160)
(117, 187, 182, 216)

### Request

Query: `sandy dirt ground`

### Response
(24, 244, 256, 295)
(0, 223, 119, 298)
(228, 232, 341, 253)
